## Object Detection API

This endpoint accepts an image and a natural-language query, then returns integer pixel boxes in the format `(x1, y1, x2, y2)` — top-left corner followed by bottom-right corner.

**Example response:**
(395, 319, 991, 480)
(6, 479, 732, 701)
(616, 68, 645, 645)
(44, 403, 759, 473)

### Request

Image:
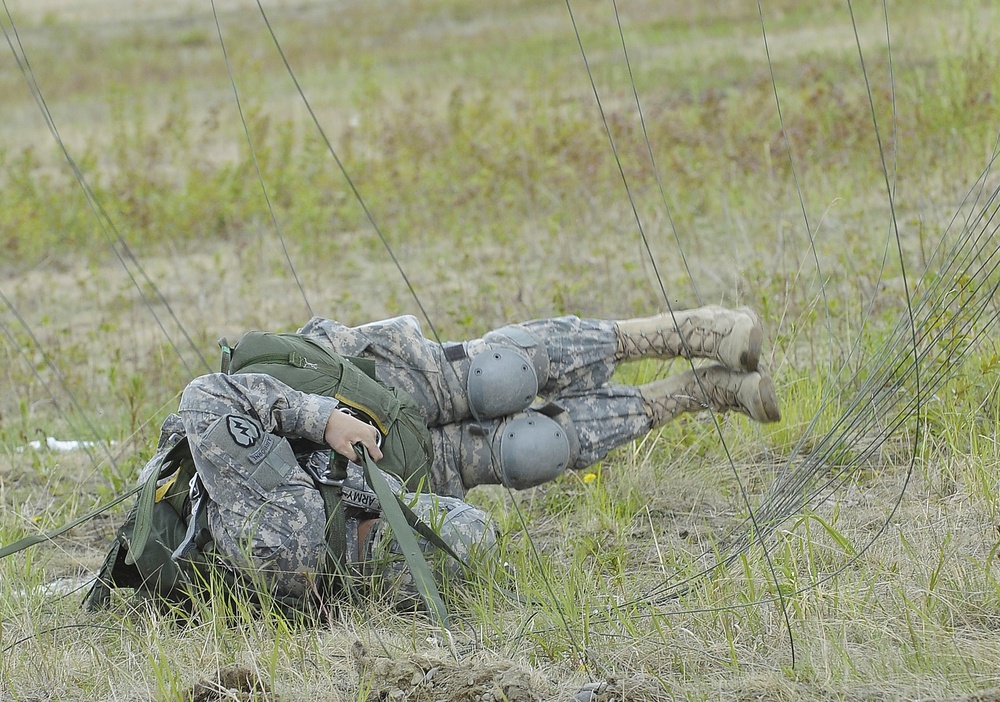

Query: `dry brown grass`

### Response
(3, 1, 1000, 700)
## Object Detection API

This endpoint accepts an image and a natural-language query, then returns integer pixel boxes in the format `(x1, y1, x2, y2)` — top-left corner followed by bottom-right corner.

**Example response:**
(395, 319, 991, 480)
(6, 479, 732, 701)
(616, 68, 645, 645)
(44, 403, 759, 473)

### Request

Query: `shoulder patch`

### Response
(226, 415, 261, 448)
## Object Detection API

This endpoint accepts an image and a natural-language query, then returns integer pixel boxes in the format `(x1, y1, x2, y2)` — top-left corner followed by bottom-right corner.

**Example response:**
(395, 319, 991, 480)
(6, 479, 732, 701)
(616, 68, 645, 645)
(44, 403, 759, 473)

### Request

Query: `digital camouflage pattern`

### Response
(170, 315, 657, 599)
(362, 492, 497, 608)
(299, 315, 654, 496)
(179, 372, 337, 597)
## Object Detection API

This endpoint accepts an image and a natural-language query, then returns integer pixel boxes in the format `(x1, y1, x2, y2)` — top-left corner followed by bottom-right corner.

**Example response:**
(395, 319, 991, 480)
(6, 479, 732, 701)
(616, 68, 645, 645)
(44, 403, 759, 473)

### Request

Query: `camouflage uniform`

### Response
(298, 315, 652, 496)
(175, 315, 647, 600)
(175, 370, 498, 601)
(178, 373, 335, 598)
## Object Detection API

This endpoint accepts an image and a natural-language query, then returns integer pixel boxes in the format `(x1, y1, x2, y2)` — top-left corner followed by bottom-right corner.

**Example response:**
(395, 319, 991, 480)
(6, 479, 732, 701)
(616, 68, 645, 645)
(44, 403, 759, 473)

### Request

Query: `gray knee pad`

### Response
(467, 325, 550, 420)
(496, 414, 571, 490)
(482, 324, 550, 386)
(467, 346, 537, 420)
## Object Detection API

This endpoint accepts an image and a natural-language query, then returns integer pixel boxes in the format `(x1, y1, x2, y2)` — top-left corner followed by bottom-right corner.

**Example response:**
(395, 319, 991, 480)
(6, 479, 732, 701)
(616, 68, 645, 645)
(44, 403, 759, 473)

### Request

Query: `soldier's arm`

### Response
(179, 372, 381, 460)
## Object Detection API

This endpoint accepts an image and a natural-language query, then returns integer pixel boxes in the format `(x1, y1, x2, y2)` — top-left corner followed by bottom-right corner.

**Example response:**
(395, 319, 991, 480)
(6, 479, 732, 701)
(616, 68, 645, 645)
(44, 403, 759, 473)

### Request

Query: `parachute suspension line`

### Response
(718, 1, 1000, 578)
(0, 294, 185, 573)
(567, 0, 798, 665)
(757, 0, 895, 536)
(753, 3, 908, 536)
(516, 0, 908, 632)
(738, 1, 897, 512)
(755, 0, 884, 499)
(209, 1, 312, 318)
(882, 1, 900, 207)
(792, 0, 920, 535)
(574, 219, 1000, 615)
(252, 2, 590, 666)
(635, 220, 1000, 608)
(851, 0, 915, 360)
(251, 0, 443, 346)
(622, 0, 911, 611)
(718, 0, 921, 555)
(562, 0, 670, 311)
(755, 0, 924, 559)
(0, 2, 211, 378)
(0, 300, 122, 483)
(609, 0, 701, 305)
(897, 126, 1000, 298)
(755, 0, 837, 357)
(0, 292, 192, 570)
(720, 185, 1000, 563)
(540, 73, 1000, 635)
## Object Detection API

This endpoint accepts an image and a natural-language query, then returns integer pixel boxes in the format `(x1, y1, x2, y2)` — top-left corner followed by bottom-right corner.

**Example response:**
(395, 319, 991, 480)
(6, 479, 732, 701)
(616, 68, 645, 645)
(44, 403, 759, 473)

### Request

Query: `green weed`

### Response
(3, 0, 1000, 700)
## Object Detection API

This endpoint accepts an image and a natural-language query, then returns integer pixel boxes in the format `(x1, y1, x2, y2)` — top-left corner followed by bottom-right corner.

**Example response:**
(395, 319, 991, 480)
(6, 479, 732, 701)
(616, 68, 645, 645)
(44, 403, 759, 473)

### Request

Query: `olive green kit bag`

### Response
(84, 330, 436, 612)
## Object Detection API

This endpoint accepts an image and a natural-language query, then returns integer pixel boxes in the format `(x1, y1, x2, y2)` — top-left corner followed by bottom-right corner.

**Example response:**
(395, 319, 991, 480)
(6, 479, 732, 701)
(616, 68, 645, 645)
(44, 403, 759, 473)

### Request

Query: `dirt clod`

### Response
(353, 643, 550, 702)
(187, 665, 272, 702)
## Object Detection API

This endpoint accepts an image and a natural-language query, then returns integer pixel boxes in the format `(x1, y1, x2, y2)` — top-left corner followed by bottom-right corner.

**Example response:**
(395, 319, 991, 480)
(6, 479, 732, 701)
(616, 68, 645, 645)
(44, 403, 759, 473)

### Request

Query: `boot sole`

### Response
(756, 374, 781, 423)
(719, 307, 764, 373)
(740, 323, 763, 373)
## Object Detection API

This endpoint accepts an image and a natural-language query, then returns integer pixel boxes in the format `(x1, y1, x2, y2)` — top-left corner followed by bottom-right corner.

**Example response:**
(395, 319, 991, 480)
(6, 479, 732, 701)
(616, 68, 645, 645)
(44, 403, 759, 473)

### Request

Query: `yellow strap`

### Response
(154, 474, 179, 502)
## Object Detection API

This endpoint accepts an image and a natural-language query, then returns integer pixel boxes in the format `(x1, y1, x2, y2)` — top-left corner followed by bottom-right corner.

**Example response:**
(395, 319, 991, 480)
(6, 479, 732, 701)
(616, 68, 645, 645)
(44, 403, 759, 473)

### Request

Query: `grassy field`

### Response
(3, 0, 1000, 699)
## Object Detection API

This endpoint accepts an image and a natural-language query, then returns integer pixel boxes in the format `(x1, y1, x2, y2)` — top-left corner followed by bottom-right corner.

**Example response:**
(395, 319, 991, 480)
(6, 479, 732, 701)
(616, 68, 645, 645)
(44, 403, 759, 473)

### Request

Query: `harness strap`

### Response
(218, 337, 232, 375)
(382, 469, 533, 608)
(393, 492, 469, 567)
(355, 444, 452, 633)
(126, 438, 192, 566)
(348, 448, 532, 612)
(0, 484, 142, 560)
(318, 482, 347, 585)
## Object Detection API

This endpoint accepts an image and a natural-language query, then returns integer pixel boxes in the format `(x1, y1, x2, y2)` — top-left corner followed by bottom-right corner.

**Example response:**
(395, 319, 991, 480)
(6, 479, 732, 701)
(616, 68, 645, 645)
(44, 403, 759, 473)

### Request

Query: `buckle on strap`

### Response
(302, 450, 345, 486)
(171, 474, 212, 562)
(218, 337, 232, 374)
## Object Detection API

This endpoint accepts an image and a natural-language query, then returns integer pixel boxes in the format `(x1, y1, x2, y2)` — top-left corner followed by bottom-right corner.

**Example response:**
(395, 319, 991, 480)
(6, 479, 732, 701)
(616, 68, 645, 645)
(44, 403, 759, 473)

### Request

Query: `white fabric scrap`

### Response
(17, 437, 115, 453)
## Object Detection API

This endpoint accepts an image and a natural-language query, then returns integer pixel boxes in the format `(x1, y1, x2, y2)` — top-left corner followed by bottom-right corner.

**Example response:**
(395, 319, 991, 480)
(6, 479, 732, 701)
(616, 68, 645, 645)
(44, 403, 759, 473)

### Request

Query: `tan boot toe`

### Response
(639, 364, 782, 427)
(739, 371, 781, 423)
(719, 307, 762, 372)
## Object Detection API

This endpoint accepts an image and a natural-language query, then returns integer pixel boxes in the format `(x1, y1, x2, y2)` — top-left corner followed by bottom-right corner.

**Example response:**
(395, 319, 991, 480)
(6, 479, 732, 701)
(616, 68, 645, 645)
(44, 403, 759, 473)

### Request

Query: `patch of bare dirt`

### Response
(351, 641, 666, 702)
(353, 643, 551, 702)
(179, 649, 668, 702)
(185, 665, 272, 702)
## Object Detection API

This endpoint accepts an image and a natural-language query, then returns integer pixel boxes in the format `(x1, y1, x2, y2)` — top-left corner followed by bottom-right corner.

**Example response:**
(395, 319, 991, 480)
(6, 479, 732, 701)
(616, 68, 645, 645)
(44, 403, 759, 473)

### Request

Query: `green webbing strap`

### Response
(218, 337, 232, 374)
(317, 483, 347, 580)
(126, 439, 191, 566)
(354, 450, 532, 610)
(393, 493, 469, 568)
(392, 488, 533, 608)
(0, 484, 142, 560)
(125, 469, 161, 566)
(355, 444, 451, 632)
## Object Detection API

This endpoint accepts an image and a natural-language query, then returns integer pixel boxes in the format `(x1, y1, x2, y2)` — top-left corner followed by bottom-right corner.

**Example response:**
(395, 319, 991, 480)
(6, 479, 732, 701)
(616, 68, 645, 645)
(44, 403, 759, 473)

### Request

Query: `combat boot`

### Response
(615, 305, 763, 371)
(639, 364, 781, 426)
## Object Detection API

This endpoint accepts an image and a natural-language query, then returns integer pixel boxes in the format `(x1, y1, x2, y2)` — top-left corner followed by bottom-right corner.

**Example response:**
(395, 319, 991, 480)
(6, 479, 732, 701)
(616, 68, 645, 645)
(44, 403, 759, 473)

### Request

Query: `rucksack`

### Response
(85, 330, 440, 614)
(84, 436, 207, 610)
(222, 331, 434, 489)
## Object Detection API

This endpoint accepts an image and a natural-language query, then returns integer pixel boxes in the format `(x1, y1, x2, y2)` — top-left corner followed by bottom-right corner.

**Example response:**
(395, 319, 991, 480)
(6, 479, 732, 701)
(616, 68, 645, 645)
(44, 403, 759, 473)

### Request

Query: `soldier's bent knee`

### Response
(467, 326, 550, 420)
(497, 414, 571, 490)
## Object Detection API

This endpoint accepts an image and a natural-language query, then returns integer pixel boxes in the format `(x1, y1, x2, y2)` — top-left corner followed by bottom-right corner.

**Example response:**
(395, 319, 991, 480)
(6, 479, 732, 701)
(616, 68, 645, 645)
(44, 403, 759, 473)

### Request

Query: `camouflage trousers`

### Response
(299, 315, 653, 496)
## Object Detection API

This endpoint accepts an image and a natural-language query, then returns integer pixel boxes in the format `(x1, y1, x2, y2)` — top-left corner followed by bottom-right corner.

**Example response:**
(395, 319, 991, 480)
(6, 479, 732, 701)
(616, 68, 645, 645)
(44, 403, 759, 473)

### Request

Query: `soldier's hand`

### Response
(324, 409, 383, 462)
